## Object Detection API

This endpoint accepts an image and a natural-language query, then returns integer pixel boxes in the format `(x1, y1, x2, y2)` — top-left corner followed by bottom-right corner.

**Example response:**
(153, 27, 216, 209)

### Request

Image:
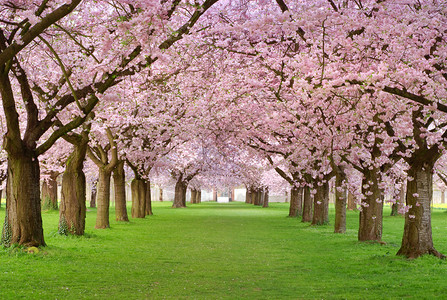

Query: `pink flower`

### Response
(409, 215, 416, 219)
(412, 193, 419, 198)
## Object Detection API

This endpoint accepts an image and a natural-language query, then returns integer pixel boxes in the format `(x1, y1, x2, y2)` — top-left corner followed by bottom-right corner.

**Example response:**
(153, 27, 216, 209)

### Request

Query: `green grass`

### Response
(1, 202, 447, 299)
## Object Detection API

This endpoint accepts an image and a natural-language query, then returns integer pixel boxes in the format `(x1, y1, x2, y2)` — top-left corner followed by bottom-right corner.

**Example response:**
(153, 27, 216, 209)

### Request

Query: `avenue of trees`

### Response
(0, 0, 446, 260)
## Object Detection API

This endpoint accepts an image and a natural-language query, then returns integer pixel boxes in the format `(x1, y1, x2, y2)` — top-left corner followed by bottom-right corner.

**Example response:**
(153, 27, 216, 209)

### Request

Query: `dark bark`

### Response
(302, 186, 312, 222)
(173, 178, 187, 208)
(41, 171, 58, 210)
(197, 190, 202, 203)
(288, 187, 302, 217)
(312, 181, 329, 225)
(190, 189, 197, 204)
(145, 180, 153, 216)
(90, 179, 97, 208)
(334, 167, 347, 233)
(59, 134, 88, 235)
(113, 161, 128, 222)
(131, 178, 146, 218)
(397, 162, 444, 259)
(358, 168, 383, 241)
(253, 190, 262, 206)
(2, 154, 45, 247)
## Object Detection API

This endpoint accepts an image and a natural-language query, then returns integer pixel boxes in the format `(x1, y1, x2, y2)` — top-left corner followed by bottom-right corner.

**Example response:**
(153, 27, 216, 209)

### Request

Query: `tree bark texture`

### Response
(113, 161, 128, 222)
(2, 155, 45, 247)
(302, 186, 312, 222)
(131, 178, 146, 218)
(145, 181, 153, 216)
(334, 169, 347, 233)
(288, 187, 302, 217)
(347, 191, 357, 210)
(90, 180, 97, 208)
(197, 190, 202, 203)
(41, 172, 58, 210)
(95, 168, 112, 228)
(59, 138, 88, 235)
(173, 179, 187, 208)
(312, 181, 329, 225)
(358, 168, 383, 241)
(397, 163, 444, 259)
(262, 189, 269, 208)
(190, 189, 198, 204)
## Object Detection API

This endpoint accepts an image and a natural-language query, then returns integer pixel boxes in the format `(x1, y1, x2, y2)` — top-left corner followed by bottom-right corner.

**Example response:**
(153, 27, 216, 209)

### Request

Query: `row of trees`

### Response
(0, 0, 446, 260)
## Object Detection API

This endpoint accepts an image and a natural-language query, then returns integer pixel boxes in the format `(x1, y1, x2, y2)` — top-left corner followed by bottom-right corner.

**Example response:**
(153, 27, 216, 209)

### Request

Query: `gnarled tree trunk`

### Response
(59, 136, 88, 236)
(288, 187, 302, 217)
(358, 168, 383, 241)
(302, 186, 312, 222)
(96, 168, 112, 229)
(2, 154, 45, 247)
(41, 172, 58, 210)
(131, 178, 146, 218)
(397, 162, 444, 258)
(113, 161, 128, 222)
(173, 179, 187, 208)
(312, 181, 329, 225)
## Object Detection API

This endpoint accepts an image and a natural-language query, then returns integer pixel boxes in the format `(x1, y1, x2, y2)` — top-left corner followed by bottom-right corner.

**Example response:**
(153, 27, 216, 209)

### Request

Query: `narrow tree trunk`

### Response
(131, 178, 146, 218)
(441, 190, 445, 204)
(397, 162, 444, 258)
(90, 179, 97, 208)
(213, 189, 217, 202)
(173, 179, 187, 208)
(358, 168, 383, 241)
(302, 186, 312, 222)
(263, 189, 269, 208)
(334, 169, 347, 233)
(197, 190, 202, 203)
(59, 138, 88, 236)
(113, 161, 128, 222)
(190, 189, 197, 204)
(254, 190, 262, 206)
(159, 188, 163, 202)
(96, 168, 112, 229)
(245, 187, 251, 203)
(289, 187, 302, 217)
(41, 172, 58, 210)
(2, 154, 45, 247)
(347, 191, 357, 210)
(145, 181, 153, 216)
(312, 181, 329, 225)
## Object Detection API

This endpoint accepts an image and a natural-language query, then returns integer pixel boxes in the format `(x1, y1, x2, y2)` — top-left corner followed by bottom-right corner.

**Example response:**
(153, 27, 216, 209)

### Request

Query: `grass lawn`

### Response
(1, 202, 447, 299)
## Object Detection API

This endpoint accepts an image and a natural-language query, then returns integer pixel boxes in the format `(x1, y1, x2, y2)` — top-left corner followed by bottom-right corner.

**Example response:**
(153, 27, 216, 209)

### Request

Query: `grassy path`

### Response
(1, 202, 447, 299)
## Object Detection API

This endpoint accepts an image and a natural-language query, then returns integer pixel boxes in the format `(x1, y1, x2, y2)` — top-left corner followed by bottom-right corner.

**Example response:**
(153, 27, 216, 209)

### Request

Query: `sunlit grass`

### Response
(0, 201, 447, 299)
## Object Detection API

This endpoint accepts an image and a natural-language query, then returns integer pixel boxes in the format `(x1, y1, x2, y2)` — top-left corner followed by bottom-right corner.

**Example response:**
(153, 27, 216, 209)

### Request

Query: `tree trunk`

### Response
(358, 168, 383, 241)
(2, 154, 45, 247)
(254, 190, 262, 206)
(59, 138, 88, 236)
(145, 180, 153, 216)
(41, 172, 58, 210)
(197, 190, 202, 203)
(245, 187, 252, 204)
(288, 187, 302, 217)
(213, 189, 217, 202)
(131, 178, 146, 218)
(441, 190, 445, 204)
(262, 189, 269, 208)
(302, 186, 312, 222)
(312, 181, 329, 225)
(113, 161, 128, 222)
(173, 179, 187, 208)
(347, 191, 357, 210)
(190, 189, 197, 204)
(90, 179, 97, 208)
(95, 168, 112, 229)
(397, 162, 444, 259)
(334, 169, 347, 233)
(159, 188, 163, 202)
